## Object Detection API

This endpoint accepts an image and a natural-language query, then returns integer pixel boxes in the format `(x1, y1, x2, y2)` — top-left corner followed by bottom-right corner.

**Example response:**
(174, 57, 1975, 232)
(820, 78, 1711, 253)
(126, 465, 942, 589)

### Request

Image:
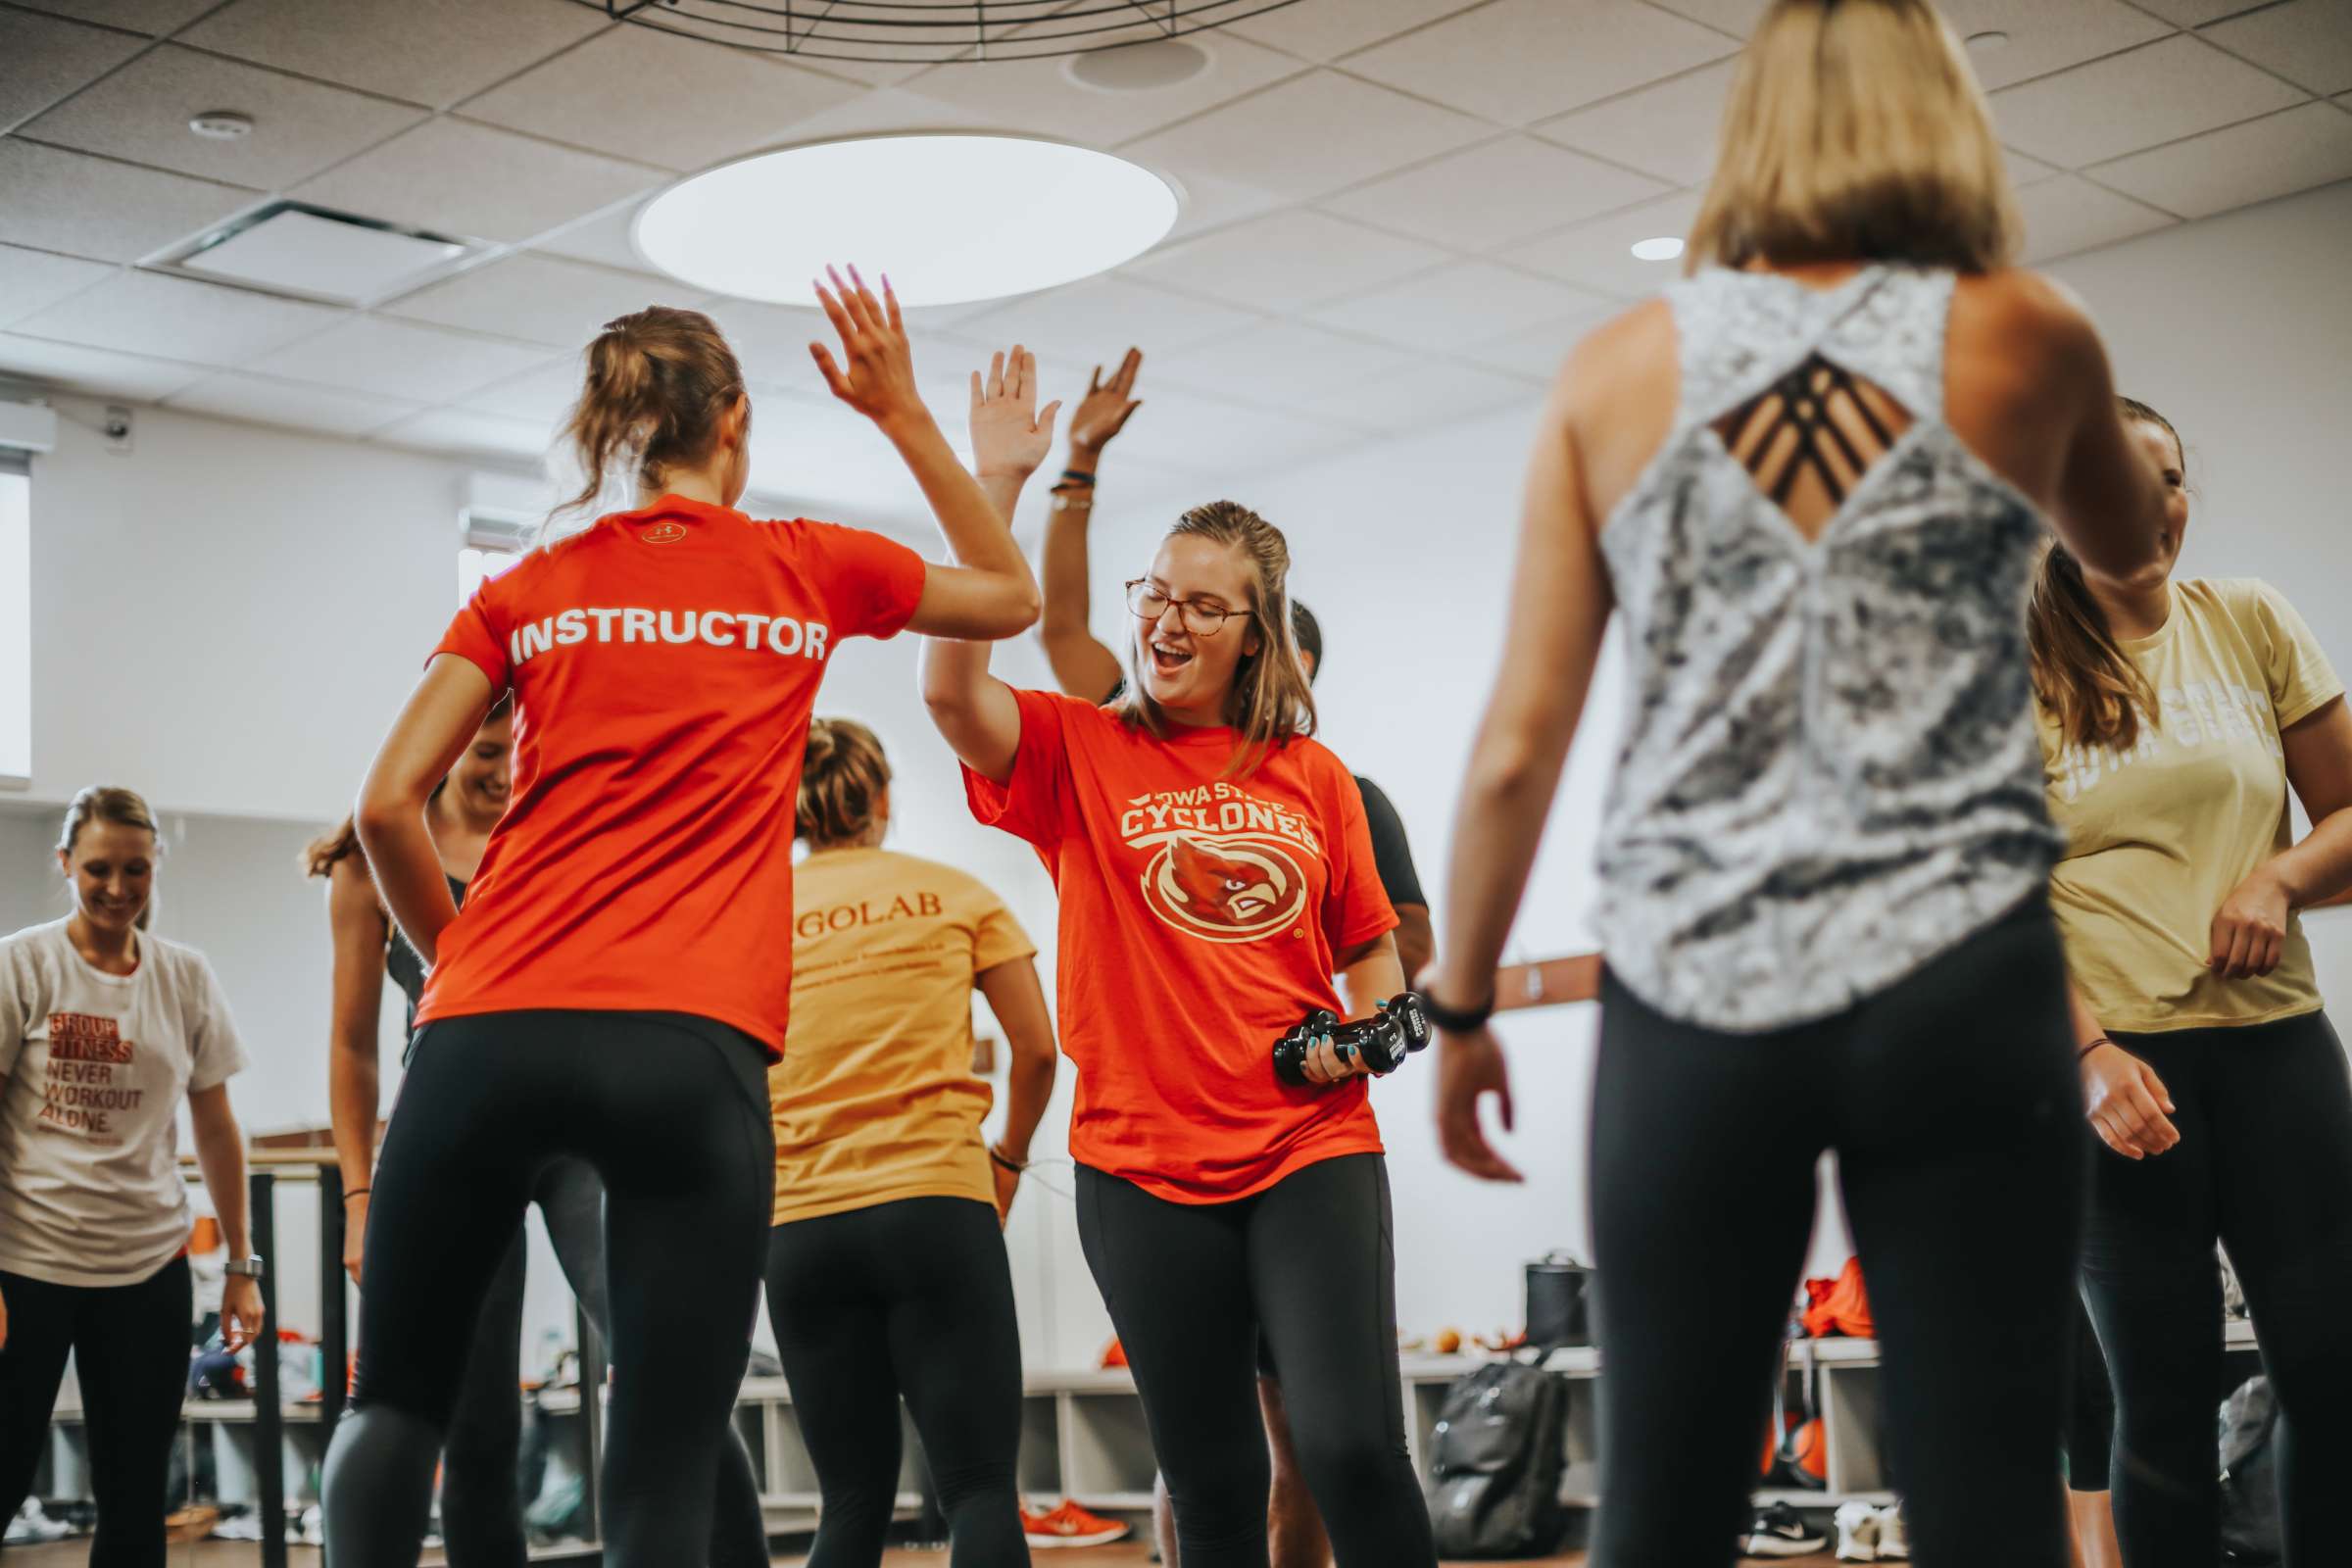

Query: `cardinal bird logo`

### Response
(1141, 833, 1307, 943)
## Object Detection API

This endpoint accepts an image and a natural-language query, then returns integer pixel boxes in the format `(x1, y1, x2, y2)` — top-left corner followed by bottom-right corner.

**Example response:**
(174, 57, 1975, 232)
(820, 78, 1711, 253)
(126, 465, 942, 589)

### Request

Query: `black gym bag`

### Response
(1424, 1358, 1571, 1559)
(2219, 1375, 2281, 1564)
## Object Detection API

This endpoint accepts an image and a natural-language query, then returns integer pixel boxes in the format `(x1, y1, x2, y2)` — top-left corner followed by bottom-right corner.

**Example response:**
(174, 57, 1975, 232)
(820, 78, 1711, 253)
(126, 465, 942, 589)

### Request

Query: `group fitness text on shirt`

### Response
(508, 607, 838, 668)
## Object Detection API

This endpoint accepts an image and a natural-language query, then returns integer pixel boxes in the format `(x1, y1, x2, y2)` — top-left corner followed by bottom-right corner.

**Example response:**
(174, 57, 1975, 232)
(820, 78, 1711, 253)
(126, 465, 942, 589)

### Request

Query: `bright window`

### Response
(0, 462, 28, 787)
(458, 544, 520, 606)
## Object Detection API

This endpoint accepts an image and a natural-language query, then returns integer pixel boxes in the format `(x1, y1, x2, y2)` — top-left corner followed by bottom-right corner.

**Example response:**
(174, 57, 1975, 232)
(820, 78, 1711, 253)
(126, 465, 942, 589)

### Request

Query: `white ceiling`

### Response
(2, 0, 2349, 524)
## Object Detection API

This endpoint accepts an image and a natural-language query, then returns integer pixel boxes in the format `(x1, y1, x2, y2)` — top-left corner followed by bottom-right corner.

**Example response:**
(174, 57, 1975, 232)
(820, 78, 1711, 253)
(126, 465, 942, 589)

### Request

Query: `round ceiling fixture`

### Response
(634, 135, 1180, 309)
(188, 111, 254, 140)
(1065, 38, 1213, 92)
(1630, 236, 1686, 262)
(567, 0, 1303, 64)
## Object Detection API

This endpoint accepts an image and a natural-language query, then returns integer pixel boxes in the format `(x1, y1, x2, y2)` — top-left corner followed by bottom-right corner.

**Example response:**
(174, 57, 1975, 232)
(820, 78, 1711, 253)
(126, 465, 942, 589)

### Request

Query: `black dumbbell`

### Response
(1272, 993, 1434, 1085)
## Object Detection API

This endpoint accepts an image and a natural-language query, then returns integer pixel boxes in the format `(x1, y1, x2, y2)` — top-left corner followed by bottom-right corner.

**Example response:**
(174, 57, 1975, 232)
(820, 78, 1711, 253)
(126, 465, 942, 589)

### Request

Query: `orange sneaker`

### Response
(1021, 1499, 1131, 1548)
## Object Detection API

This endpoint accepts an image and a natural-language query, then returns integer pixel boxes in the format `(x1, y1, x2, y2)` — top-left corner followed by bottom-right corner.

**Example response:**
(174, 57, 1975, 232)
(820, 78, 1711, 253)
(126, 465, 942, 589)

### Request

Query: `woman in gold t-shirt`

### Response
(2030, 398, 2352, 1568)
(767, 718, 1057, 1567)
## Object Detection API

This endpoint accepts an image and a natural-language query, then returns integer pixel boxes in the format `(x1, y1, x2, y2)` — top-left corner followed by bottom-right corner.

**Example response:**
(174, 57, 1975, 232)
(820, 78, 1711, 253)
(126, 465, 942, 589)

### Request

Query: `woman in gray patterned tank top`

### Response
(1422, 3, 2169, 1565)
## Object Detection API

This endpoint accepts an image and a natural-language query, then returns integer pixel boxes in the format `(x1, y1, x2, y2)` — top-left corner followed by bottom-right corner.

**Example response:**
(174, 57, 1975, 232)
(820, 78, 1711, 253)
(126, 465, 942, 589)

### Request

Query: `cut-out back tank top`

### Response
(1594, 266, 2062, 1031)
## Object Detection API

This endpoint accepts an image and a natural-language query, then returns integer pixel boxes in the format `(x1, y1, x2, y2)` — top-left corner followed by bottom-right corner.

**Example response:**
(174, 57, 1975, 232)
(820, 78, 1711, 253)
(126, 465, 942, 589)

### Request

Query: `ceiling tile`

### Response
(1938, 0, 2174, 92)
(253, 317, 555, 402)
(1533, 60, 1736, 185)
(0, 245, 116, 328)
(705, 300, 839, 389)
(1230, 0, 1485, 62)
(1122, 69, 1489, 199)
(7, 0, 215, 34)
(456, 358, 588, 425)
(0, 11, 146, 132)
(13, 270, 345, 364)
(460, 24, 862, 172)
(1638, 0, 1767, 36)
(1500, 189, 1704, 298)
(1122, 209, 1451, 312)
(738, 84, 972, 145)
(1344, 0, 1738, 124)
(1324, 135, 1669, 249)
(165, 371, 422, 436)
(909, 32, 1306, 146)
(953, 275, 1265, 364)
(1302, 359, 1538, 433)
(1159, 167, 1290, 240)
(179, 0, 611, 111)
(1991, 35, 2308, 169)
(21, 46, 428, 188)
(0, 138, 255, 263)
(1307, 260, 1611, 351)
(0, 332, 206, 400)
(2087, 101, 2352, 220)
(2006, 145, 2064, 186)
(1104, 385, 1360, 476)
(2014, 173, 2175, 263)
(530, 200, 655, 274)
(292, 120, 664, 245)
(1463, 306, 1621, 379)
(2127, 0, 2256, 24)
(374, 406, 558, 461)
(2203, 1, 2352, 97)
(1153, 321, 1426, 404)
(382, 254, 688, 350)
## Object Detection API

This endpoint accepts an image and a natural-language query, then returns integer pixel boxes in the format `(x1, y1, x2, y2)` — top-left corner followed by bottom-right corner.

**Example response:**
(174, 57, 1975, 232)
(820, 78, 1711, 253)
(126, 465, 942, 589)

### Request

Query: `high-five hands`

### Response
(809, 265, 928, 430)
(1068, 347, 1144, 463)
(969, 347, 1062, 483)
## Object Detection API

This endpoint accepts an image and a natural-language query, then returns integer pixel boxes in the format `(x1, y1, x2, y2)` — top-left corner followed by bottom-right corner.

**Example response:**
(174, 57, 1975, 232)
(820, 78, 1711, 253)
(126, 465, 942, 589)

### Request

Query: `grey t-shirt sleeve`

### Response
(1352, 775, 1426, 910)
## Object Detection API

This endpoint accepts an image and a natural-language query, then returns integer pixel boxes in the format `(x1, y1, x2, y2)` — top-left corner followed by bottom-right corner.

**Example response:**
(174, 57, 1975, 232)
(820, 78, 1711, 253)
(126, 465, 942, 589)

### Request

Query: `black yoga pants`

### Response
(764, 1196, 1027, 1567)
(2063, 1296, 2115, 1494)
(2078, 1008, 2352, 1568)
(1589, 900, 2084, 1568)
(321, 1010, 773, 1568)
(1076, 1152, 1436, 1568)
(440, 1153, 768, 1568)
(0, 1256, 191, 1568)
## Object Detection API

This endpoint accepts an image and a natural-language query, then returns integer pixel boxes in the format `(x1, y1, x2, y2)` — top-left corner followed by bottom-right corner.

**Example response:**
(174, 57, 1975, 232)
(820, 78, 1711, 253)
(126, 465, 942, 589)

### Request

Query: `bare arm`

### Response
(187, 1083, 262, 1348)
(1040, 349, 1143, 701)
(1337, 933, 1407, 1024)
(1391, 905, 1435, 985)
(324, 858, 388, 1282)
(2045, 288, 2167, 581)
(808, 270, 1042, 642)
(356, 656, 492, 968)
(976, 957, 1057, 1198)
(2211, 696, 2352, 977)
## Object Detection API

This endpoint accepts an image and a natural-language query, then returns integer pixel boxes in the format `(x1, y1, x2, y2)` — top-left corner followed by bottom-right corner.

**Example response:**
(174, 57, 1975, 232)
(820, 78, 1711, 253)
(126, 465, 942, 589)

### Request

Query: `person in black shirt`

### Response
(1036, 349, 1433, 1566)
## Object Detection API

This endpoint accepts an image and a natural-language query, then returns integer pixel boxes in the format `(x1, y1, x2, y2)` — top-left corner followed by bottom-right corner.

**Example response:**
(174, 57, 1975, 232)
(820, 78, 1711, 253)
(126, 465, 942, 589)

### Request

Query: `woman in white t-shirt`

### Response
(0, 786, 259, 1566)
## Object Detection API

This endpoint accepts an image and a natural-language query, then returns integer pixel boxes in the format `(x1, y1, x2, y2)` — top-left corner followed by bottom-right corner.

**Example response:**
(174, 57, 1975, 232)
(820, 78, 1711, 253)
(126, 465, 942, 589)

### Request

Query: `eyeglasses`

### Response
(1125, 578, 1242, 638)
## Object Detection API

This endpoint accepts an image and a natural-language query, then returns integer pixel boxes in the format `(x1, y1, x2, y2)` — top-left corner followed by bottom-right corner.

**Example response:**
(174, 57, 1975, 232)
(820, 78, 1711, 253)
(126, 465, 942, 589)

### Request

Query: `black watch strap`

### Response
(1423, 991, 1495, 1032)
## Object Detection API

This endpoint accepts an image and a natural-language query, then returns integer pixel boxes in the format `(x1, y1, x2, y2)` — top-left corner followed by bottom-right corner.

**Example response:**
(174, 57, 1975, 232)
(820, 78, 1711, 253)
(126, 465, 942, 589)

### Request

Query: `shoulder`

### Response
(1559, 297, 1676, 398)
(1952, 268, 2100, 370)
(1282, 735, 1361, 795)
(0, 920, 64, 976)
(2192, 576, 2302, 631)
(145, 932, 218, 985)
(895, 852, 1003, 906)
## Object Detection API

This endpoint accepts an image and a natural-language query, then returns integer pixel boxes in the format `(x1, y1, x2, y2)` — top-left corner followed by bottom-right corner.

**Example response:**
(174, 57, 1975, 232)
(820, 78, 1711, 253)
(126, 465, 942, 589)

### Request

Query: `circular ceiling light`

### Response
(1630, 236, 1685, 262)
(635, 135, 1180, 309)
(188, 111, 254, 139)
(1065, 38, 1213, 92)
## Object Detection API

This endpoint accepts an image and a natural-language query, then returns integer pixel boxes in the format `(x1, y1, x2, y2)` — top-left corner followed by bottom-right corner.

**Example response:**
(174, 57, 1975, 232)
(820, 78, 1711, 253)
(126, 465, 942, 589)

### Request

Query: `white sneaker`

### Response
(1872, 1503, 1909, 1559)
(1834, 1499, 1880, 1561)
(6, 1500, 75, 1544)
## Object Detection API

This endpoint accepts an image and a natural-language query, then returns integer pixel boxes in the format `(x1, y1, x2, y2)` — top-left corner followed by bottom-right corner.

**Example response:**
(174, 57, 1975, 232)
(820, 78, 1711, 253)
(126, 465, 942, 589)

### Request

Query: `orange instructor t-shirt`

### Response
(769, 846, 1036, 1225)
(416, 494, 926, 1055)
(964, 689, 1396, 1202)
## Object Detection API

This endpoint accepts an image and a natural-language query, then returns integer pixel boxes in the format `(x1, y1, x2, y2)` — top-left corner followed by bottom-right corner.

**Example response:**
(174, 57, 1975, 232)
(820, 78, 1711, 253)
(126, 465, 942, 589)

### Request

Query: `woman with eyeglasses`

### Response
(924, 357, 1436, 1568)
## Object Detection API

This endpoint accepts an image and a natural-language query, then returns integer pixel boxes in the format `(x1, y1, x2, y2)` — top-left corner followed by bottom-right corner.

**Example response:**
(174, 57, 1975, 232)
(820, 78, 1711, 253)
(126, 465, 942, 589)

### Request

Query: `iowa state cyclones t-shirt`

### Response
(417, 495, 926, 1055)
(964, 689, 1397, 1202)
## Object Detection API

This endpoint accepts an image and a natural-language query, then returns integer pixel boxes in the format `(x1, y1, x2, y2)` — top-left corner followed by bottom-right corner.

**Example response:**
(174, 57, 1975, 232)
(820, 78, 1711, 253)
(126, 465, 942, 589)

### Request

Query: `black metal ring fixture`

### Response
(572, 0, 1307, 64)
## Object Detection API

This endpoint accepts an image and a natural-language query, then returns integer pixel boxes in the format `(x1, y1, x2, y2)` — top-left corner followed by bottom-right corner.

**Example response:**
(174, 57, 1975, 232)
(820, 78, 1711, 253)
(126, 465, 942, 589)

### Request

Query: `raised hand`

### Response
(1068, 347, 1144, 464)
(968, 346, 1062, 483)
(808, 265, 927, 430)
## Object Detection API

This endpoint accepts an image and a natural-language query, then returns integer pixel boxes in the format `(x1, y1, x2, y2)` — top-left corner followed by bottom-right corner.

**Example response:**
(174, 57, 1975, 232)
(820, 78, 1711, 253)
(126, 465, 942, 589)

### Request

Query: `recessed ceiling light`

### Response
(633, 135, 1180, 309)
(1631, 236, 1685, 262)
(154, 201, 479, 306)
(1966, 30, 2010, 52)
(188, 111, 253, 140)
(1065, 39, 1212, 92)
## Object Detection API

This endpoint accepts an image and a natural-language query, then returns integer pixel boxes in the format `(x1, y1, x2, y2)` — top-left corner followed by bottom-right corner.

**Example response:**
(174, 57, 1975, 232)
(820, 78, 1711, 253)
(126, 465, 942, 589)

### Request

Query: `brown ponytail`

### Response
(58, 786, 162, 931)
(798, 718, 891, 849)
(2027, 397, 2181, 752)
(554, 306, 747, 523)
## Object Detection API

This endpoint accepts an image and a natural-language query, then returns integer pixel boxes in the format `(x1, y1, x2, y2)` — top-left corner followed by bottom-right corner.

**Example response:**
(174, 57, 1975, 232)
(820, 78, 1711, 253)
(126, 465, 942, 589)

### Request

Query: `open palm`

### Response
(1069, 347, 1144, 458)
(969, 346, 1061, 480)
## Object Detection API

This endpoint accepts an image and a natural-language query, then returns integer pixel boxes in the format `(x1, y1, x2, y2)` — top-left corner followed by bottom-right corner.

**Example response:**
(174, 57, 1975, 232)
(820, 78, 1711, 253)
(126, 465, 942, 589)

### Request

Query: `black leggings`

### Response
(1076, 1152, 1435, 1568)
(1589, 901, 2083, 1568)
(763, 1197, 1026, 1567)
(322, 1010, 774, 1568)
(2079, 1008, 2352, 1568)
(442, 1154, 768, 1568)
(0, 1256, 190, 1567)
(2063, 1296, 2116, 1494)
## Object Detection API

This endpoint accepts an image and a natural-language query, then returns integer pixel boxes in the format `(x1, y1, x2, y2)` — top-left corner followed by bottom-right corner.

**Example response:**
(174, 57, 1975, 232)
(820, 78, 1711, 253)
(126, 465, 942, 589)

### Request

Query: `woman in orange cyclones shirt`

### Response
(319, 270, 1051, 1567)
(925, 369, 1438, 1568)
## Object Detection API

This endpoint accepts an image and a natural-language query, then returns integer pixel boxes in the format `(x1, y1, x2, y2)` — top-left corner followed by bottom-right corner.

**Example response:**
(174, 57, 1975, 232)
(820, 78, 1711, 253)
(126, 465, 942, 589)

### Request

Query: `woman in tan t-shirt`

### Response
(765, 717, 1060, 1565)
(2031, 398, 2352, 1568)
